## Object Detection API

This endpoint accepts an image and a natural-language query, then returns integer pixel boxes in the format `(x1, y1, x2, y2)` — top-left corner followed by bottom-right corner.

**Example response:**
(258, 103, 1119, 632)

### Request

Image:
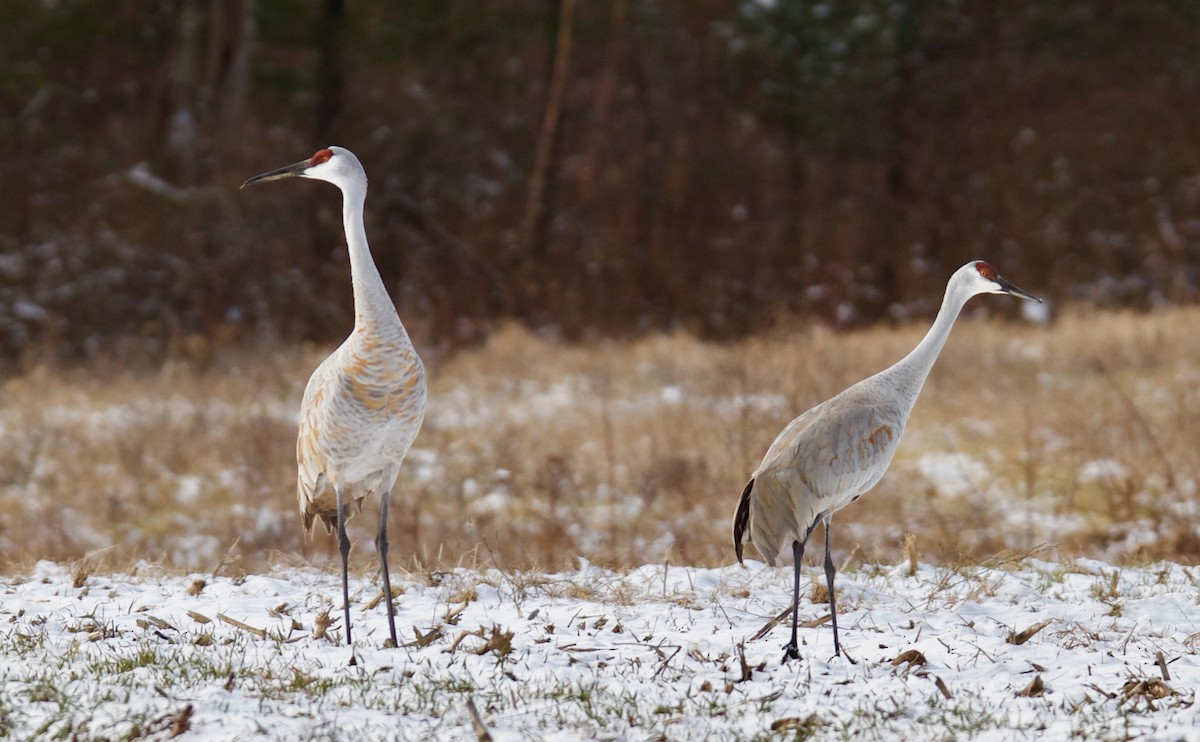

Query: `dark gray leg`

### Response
(823, 515, 840, 656)
(783, 520, 823, 664)
(823, 515, 856, 663)
(335, 484, 353, 644)
(783, 538, 805, 662)
(376, 490, 398, 647)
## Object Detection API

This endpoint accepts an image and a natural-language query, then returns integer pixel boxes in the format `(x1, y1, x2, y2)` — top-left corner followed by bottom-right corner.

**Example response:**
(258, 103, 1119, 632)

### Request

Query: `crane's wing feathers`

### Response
(737, 388, 905, 564)
(758, 392, 904, 496)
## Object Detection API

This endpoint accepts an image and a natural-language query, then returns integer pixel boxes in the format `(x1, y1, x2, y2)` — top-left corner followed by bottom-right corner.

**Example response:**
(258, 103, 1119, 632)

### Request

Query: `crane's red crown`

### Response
(309, 148, 334, 167)
(975, 261, 998, 281)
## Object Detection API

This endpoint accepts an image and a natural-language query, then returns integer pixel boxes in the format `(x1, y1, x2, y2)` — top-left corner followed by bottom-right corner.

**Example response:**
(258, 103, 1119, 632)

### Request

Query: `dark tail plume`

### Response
(733, 478, 754, 564)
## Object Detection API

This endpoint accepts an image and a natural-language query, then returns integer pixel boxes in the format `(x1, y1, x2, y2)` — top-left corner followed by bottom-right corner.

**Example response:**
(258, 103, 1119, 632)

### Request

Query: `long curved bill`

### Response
(240, 159, 311, 189)
(996, 274, 1042, 304)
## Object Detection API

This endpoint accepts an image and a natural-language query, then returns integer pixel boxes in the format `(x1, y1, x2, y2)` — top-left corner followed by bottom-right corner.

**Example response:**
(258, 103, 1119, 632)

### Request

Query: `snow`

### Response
(915, 452, 990, 499)
(1079, 459, 1131, 485)
(3, 558, 1199, 740)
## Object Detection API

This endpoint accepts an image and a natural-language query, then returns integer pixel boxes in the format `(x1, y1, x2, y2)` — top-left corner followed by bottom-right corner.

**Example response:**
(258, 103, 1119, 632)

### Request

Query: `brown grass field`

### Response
(1, 306, 1197, 577)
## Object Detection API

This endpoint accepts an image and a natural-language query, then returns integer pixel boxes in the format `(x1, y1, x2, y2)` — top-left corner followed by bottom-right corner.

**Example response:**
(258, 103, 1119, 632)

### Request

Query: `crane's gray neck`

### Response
(341, 183, 400, 331)
(878, 280, 974, 414)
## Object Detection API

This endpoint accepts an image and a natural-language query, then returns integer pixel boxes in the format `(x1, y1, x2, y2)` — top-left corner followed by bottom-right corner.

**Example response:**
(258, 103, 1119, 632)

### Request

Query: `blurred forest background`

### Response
(1, 0, 1199, 366)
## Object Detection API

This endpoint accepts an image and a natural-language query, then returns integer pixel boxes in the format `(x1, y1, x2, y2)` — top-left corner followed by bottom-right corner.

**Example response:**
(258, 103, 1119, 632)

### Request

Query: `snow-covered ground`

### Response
(2, 558, 1198, 740)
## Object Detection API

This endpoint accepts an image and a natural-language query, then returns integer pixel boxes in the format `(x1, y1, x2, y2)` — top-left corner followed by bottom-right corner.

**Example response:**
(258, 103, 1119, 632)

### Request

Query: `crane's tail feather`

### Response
(302, 511, 318, 535)
(733, 478, 754, 564)
(302, 500, 362, 537)
(301, 510, 338, 537)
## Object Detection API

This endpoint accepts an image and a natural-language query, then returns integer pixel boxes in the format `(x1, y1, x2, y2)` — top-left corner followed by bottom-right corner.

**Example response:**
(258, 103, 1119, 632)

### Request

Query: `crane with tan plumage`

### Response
(734, 260, 1041, 663)
(243, 146, 426, 648)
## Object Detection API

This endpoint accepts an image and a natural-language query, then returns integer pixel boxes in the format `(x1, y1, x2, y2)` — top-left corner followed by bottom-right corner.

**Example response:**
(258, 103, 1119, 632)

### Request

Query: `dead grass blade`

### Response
(727, 642, 766, 684)
(1119, 677, 1177, 710)
(1155, 651, 1172, 681)
(736, 642, 753, 683)
(470, 625, 514, 658)
(770, 715, 823, 734)
(136, 615, 176, 631)
(466, 697, 493, 742)
(933, 675, 953, 699)
(404, 625, 444, 649)
(1016, 675, 1046, 697)
(903, 533, 919, 576)
(1007, 619, 1053, 646)
(749, 603, 830, 642)
(891, 649, 926, 667)
(217, 613, 266, 639)
(750, 605, 792, 642)
(444, 601, 468, 625)
(310, 610, 333, 641)
(167, 704, 194, 738)
(447, 625, 514, 659)
(365, 586, 402, 611)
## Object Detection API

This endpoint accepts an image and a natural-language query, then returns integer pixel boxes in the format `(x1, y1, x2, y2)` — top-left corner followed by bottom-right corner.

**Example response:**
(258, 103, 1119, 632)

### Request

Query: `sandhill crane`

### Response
(242, 147, 426, 647)
(733, 260, 1041, 663)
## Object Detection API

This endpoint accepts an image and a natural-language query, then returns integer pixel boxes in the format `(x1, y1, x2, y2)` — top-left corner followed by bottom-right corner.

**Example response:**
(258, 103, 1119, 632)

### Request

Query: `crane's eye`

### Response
(976, 262, 997, 281)
(309, 149, 334, 166)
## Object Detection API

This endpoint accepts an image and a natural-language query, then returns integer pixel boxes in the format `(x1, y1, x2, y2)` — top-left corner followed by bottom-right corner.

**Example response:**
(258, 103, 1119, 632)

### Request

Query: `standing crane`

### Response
(242, 147, 426, 647)
(733, 260, 1041, 663)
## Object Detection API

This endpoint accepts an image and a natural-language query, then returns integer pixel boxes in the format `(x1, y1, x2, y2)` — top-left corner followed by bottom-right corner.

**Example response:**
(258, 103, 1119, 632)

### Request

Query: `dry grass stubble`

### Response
(1, 307, 1197, 575)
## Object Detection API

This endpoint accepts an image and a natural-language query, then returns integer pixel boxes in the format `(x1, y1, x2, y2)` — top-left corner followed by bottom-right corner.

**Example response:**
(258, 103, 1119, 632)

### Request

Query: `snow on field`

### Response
(2, 558, 1199, 740)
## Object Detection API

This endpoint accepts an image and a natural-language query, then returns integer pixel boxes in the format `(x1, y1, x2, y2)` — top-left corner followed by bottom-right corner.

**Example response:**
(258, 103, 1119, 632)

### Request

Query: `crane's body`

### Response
(734, 260, 1041, 663)
(243, 146, 426, 647)
(739, 384, 905, 566)
(296, 306, 425, 535)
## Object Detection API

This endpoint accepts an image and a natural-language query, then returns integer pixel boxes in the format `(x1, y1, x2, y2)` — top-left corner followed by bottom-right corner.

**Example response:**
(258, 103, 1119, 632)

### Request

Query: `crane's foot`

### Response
(781, 642, 801, 663)
(832, 647, 859, 665)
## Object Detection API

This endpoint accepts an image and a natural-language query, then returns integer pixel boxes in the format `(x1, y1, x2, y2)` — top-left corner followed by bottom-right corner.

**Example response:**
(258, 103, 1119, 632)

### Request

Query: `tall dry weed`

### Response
(1, 307, 1197, 574)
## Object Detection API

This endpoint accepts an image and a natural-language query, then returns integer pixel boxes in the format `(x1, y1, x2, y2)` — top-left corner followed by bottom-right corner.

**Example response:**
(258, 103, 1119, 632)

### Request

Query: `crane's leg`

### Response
(335, 484, 353, 644)
(376, 489, 399, 648)
(783, 537, 807, 662)
(822, 515, 856, 664)
(783, 520, 824, 663)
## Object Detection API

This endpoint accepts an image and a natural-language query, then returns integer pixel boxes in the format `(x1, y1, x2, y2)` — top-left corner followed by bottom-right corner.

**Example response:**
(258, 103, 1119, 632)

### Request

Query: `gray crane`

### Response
(733, 260, 1041, 663)
(243, 147, 427, 647)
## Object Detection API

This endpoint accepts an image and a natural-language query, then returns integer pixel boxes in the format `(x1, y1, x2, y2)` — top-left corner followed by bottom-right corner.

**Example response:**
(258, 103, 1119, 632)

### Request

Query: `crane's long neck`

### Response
(878, 282, 973, 415)
(342, 184, 400, 332)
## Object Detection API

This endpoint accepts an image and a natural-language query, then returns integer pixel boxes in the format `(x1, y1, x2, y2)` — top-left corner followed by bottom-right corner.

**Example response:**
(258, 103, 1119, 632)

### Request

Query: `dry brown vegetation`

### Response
(1, 306, 1198, 576)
